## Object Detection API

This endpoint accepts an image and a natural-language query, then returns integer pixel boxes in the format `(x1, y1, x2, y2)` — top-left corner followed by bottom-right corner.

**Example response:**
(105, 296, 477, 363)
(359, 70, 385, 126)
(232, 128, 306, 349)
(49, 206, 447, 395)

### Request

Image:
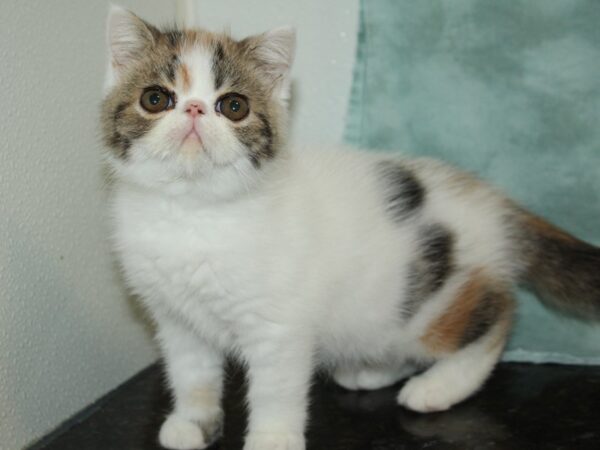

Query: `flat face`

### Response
(102, 21, 290, 179)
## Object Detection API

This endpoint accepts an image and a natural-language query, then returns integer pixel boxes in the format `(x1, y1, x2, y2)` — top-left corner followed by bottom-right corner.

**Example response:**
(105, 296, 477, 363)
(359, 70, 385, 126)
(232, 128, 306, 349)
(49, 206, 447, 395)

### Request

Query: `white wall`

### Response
(187, 0, 359, 145)
(0, 2, 176, 448)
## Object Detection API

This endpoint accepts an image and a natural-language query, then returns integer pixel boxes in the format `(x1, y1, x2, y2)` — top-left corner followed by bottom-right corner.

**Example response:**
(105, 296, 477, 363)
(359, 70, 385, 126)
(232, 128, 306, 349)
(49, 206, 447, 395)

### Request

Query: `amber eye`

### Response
(215, 94, 250, 121)
(140, 87, 174, 113)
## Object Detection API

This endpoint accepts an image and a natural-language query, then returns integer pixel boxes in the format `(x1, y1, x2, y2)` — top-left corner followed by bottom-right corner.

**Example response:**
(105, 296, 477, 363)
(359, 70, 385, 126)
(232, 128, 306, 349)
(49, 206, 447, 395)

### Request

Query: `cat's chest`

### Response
(114, 192, 264, 318)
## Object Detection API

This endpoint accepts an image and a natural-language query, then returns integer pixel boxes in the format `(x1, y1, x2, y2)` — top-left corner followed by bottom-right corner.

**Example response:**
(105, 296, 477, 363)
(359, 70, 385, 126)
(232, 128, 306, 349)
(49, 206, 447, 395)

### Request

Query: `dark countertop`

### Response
(35, 362, 600, 450)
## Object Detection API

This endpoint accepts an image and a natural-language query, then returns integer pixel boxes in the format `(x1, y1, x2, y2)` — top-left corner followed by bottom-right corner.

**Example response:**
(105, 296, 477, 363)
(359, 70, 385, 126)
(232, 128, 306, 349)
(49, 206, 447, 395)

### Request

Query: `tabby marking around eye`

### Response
(140, 86, 176, 113)
(216, 93, 250, 121)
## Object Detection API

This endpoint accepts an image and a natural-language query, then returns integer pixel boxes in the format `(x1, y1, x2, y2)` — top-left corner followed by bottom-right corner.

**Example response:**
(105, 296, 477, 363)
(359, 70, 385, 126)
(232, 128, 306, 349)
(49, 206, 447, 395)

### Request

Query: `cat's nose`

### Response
(184, 100, 206, 117)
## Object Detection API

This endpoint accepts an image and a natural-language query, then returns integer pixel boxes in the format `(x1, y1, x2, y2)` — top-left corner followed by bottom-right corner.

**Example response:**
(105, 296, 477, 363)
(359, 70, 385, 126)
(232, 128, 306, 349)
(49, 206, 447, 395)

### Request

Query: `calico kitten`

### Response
(101, 6, 600, 450)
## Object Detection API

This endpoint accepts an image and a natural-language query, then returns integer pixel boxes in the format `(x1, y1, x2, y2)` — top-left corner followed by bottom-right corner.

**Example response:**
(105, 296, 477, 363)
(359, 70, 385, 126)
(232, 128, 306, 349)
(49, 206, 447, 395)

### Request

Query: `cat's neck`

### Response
(108, 148, 292, 205)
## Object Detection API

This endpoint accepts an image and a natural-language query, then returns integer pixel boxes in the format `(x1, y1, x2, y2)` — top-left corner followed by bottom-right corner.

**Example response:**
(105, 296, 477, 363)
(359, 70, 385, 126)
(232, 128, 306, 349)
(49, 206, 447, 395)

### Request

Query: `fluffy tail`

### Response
(517, 211, 600, 319)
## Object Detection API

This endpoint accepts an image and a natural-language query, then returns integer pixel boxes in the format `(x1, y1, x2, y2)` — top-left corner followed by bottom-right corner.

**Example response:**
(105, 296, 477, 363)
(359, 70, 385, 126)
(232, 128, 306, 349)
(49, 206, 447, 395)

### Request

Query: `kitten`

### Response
(101, 6, 600, 450)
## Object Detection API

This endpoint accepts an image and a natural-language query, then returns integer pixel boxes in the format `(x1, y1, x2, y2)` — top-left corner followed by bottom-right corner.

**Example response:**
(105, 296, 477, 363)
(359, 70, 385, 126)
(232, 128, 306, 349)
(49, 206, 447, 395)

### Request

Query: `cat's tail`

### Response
(516, 210, 600, 319)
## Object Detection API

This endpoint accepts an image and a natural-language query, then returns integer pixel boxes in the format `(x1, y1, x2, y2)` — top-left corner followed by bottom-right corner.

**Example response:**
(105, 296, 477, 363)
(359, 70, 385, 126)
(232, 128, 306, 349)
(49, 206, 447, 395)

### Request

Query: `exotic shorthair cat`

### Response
(101, 6, 600, 450)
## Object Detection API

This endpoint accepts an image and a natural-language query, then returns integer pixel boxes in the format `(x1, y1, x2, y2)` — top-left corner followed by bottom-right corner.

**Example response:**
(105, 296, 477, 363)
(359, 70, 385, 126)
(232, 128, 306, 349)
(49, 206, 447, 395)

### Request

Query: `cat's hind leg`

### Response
(398, 274, 514, 413)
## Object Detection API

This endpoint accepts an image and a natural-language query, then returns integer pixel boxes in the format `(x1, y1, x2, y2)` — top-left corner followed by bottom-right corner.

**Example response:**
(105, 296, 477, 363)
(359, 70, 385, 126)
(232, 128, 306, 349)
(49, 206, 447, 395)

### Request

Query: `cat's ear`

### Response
(243, 27, 296, 103)
(105, 5, 158, 91)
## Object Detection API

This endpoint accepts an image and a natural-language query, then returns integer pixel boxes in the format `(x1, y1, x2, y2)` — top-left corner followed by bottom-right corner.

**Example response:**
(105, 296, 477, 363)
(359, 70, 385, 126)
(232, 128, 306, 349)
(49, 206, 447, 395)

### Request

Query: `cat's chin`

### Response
(175, 136, 242, 172)
(179, 133, 204, 158)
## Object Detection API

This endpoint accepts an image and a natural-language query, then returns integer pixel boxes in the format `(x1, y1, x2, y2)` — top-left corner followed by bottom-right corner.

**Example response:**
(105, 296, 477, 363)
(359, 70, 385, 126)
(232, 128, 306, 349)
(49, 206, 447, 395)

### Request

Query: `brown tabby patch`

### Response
(205, 35, 284, 166)
(101, 28, 184, 159)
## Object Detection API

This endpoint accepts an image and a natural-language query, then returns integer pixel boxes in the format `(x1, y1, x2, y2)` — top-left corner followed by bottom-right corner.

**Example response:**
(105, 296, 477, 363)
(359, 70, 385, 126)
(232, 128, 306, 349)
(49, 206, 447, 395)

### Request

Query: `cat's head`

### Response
(101, 6, 294, 191)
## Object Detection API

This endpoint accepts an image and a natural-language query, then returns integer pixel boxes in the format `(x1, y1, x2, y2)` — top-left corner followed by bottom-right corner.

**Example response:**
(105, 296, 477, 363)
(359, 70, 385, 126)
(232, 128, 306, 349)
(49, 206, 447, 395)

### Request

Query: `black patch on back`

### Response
(403, 224, 455, 320)
(235, 112, 274, 168)
(379, 163, 425, 223)
(460, 289, 506, 347)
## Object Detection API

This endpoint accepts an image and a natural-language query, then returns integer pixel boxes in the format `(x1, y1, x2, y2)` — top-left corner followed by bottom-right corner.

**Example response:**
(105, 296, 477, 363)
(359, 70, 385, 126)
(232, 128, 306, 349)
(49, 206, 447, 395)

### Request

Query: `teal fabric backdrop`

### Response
(345, 0, 600, 364)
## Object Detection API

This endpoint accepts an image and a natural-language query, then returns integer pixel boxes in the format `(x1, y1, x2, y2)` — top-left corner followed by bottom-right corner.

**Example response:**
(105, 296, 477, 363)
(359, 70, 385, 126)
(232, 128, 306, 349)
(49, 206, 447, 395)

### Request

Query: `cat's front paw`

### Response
(243, 431, 305, 450)
(159, 413, 222, 450)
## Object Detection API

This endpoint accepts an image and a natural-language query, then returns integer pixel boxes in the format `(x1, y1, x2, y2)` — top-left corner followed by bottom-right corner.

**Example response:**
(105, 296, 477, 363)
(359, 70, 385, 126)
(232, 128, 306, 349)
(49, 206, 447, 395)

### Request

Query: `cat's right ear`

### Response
(104, 5, 157, 92)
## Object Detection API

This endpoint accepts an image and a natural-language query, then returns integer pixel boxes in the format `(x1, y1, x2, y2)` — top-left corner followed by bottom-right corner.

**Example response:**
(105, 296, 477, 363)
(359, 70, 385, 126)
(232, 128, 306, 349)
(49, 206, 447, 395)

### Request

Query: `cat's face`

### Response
(101, 6, 294, 185)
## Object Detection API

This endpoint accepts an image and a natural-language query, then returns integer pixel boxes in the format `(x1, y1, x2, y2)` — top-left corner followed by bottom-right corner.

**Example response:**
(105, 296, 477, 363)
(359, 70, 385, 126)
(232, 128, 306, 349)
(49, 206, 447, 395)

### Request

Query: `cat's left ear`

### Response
(104, 5, 158, 92)
(243, 27, 296, 104)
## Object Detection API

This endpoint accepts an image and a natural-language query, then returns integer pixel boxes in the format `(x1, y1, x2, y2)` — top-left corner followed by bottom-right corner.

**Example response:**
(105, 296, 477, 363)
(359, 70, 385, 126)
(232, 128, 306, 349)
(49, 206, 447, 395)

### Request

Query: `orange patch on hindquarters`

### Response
(421, 271, 511, 354)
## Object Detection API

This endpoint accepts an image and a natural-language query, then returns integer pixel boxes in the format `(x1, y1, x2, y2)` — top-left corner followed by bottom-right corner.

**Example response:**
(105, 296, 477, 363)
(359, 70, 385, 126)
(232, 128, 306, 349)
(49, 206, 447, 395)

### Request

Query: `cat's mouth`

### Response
(181, 119, 203, 143)
(183, 129, 202, 144)
(178, 125, 205, 157)
(178, 118, 204, 146)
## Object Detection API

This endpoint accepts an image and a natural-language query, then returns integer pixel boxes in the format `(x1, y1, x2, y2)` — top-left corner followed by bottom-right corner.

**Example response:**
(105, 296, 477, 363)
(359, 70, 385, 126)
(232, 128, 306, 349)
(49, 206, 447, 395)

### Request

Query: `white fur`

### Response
(105, 11, 521, 449)
(109, 146, 518, 450)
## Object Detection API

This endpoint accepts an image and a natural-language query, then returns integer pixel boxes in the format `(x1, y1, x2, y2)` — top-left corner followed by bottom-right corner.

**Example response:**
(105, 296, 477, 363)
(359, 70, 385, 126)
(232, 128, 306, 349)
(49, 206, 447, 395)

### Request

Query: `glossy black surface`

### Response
(36, 362, 600, 450)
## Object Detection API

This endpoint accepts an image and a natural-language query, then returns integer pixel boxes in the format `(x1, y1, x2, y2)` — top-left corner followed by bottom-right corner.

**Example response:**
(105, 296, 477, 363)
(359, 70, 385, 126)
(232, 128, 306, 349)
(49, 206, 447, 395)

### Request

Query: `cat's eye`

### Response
(215, 94, 250, 121)
(140, 87, 174, 113)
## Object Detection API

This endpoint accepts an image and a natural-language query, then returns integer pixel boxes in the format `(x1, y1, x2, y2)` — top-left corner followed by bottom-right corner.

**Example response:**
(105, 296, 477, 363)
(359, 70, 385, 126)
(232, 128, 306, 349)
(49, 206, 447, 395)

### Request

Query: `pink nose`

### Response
(184, 100, 206, 117)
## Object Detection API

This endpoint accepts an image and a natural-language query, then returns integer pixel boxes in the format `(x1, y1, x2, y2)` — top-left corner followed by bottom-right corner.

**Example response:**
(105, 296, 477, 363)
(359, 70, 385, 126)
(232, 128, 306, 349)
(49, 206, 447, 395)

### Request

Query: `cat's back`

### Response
(286, 145, 519, 280)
